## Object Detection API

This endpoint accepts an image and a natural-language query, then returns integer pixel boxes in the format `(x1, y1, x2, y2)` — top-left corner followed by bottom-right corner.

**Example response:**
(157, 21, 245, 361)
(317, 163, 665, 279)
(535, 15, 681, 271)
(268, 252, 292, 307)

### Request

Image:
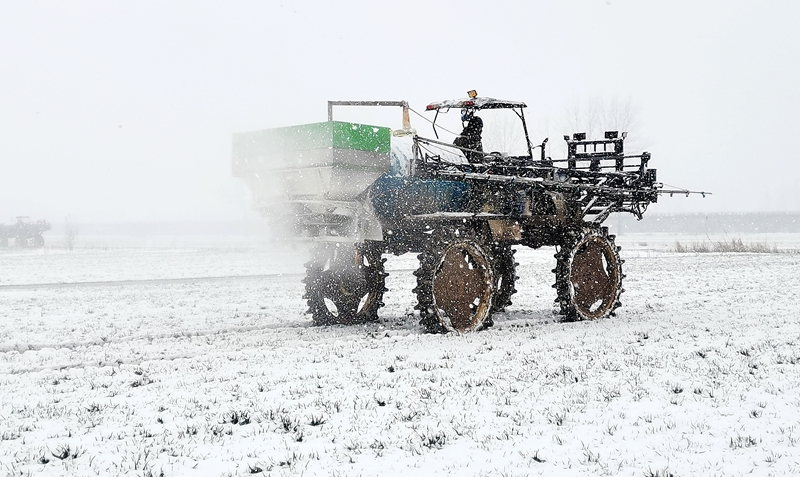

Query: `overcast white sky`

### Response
(1, 0, 798, 223)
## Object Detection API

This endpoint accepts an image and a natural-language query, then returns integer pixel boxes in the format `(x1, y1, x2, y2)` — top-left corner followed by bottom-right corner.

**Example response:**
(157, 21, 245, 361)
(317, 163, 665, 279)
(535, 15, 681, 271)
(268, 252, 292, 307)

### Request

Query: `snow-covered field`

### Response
(1, 233, 799, 476)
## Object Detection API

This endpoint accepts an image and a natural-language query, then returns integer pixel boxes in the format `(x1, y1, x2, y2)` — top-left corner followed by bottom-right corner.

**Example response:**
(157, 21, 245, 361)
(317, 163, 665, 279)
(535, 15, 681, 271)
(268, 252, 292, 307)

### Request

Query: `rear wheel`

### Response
(414, 235, 495, 333)
(553, 226, 623, 321)
(33, 235, 44, 248)
(303, 243, 387, 326)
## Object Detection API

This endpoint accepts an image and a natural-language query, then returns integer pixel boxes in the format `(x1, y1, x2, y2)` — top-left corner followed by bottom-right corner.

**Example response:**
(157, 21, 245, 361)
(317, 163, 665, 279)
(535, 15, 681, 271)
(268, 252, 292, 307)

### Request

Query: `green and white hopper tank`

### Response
(232, 120, 392, 240)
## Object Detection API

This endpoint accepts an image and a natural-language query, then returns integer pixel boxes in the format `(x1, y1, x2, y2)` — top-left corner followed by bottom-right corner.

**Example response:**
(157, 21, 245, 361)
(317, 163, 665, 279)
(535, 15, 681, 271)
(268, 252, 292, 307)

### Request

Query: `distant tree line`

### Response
(614, 212, 800, 234)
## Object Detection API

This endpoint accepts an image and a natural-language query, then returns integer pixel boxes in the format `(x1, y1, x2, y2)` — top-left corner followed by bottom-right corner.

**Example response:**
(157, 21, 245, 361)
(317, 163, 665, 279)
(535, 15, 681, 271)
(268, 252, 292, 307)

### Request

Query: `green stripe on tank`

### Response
(330, 121, 390, 153)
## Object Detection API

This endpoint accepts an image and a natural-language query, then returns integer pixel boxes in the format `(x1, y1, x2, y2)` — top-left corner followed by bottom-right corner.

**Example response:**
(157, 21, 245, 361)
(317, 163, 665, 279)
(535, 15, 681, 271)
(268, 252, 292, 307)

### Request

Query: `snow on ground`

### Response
(1, 234, 799, 476)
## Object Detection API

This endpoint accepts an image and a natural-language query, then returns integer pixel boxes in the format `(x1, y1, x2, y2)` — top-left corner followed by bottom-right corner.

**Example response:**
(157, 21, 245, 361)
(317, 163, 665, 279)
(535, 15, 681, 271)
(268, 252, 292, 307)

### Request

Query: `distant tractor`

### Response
(0, 216, 50, 248)
(233, 92, 706, 332)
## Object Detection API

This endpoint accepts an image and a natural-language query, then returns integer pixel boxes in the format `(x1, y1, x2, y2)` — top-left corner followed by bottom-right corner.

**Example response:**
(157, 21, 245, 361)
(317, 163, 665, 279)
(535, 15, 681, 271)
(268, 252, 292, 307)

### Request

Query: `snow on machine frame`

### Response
(232, 91, 708, 333)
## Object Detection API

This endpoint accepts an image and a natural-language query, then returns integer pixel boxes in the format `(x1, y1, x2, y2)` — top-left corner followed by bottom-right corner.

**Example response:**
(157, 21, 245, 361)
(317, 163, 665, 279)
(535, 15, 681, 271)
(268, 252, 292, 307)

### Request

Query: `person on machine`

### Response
(453, 114, 484, 163)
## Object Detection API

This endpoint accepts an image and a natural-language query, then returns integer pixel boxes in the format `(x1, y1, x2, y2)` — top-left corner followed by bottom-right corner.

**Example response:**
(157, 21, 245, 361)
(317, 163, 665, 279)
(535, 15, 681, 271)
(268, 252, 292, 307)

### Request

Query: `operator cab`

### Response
(417, 90, 550, 174)
(418, 90, 546, 165)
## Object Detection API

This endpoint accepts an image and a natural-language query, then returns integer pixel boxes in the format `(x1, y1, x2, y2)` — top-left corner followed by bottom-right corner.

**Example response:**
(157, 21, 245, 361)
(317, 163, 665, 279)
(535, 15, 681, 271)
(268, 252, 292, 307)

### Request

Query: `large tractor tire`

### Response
(33, 235, 45, 248)
(303, 242, 387, 326)
(553, 226, 623, 321)
(414, 233, 495, 333)
(491, 244, 518, 313)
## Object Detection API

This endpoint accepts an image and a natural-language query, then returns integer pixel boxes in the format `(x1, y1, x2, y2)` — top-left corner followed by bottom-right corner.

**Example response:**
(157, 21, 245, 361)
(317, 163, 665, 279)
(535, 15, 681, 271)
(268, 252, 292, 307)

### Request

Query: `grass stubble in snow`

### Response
(672, 237, 794, 254)
(0, 236, 799, 476)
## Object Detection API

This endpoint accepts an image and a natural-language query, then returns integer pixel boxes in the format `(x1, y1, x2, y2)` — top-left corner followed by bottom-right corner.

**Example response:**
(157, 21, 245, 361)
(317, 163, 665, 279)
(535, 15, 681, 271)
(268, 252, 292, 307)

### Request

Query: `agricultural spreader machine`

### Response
(0, 216, 50, 248)
(233, 92, 705, 333)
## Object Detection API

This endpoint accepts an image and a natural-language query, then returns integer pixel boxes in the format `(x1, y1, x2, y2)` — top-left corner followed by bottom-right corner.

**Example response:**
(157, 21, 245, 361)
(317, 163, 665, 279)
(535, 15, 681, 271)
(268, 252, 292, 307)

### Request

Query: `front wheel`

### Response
(553, 226, 624, 321)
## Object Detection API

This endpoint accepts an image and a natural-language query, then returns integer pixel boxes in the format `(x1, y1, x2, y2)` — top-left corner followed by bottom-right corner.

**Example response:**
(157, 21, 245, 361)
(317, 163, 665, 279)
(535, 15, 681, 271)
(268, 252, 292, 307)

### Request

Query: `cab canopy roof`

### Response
(425, 96, 527, 111)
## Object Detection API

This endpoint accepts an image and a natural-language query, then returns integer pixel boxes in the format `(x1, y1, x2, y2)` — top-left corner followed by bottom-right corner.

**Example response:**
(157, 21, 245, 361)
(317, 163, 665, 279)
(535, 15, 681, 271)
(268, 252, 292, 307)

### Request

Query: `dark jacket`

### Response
(454, 116, 483, 163)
